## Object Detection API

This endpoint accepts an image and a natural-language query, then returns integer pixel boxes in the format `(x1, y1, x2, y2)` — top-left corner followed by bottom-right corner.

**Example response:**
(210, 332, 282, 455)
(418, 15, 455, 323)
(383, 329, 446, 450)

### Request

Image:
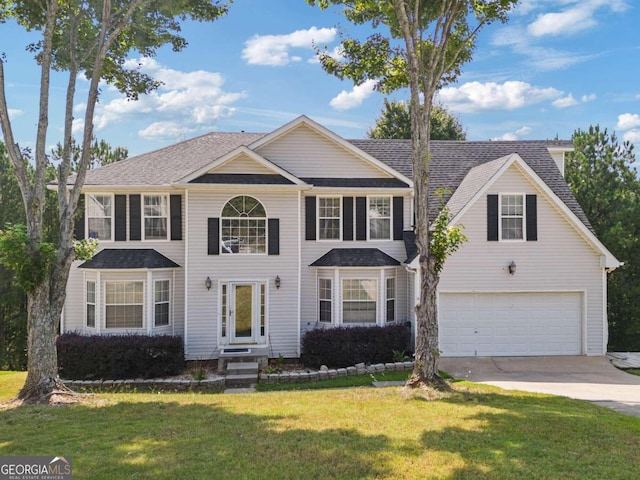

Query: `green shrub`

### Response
(301, 324, 411, 369)
(57, 333, 184, 380)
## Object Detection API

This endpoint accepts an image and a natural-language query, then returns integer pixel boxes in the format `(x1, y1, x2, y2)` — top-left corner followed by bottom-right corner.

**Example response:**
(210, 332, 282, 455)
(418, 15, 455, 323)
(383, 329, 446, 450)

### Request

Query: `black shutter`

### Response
(355, 197, 367, 240)
(305, 196, 316, 241)
(268, 218, 280, 255)
(73, 194, 85, 240)
(170, 194, 182, 241)
(526, 194, 537, 241)
(208, 218, 220, 255)
(342, 196, 354, 241)
(393, 196, 404, 240)
(129, 194, 141, 241)
(114, 195, 127, 241)
(487, 194, 499, 241)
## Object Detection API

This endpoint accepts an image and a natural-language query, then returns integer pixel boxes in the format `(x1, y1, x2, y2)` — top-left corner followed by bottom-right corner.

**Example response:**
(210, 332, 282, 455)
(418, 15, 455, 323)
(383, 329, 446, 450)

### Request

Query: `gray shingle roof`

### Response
(79, 249, 180, 269)
(309, 248, 401, 267)
(300, 177, 409, 188)
(78, 132, 265, 186)
(190, 174, 294, 185)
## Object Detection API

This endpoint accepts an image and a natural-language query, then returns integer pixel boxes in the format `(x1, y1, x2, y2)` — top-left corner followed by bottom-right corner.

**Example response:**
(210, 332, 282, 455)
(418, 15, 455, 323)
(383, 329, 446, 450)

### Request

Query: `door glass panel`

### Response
(234, 285, 253, 338)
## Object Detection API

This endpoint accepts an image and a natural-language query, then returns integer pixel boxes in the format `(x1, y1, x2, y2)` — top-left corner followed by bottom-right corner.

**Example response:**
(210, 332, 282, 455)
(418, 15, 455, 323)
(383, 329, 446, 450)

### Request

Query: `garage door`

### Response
(439, 292, 582, 357)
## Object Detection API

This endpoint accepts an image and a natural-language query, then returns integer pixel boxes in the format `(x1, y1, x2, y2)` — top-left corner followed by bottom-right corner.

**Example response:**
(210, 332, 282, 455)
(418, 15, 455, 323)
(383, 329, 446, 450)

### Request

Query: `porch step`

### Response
(225, 362, 259, 388)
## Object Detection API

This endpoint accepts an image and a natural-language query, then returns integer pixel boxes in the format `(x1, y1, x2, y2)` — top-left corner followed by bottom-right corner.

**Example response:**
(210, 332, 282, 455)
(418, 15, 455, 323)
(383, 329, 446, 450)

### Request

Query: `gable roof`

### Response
(79, 249, 180, 269)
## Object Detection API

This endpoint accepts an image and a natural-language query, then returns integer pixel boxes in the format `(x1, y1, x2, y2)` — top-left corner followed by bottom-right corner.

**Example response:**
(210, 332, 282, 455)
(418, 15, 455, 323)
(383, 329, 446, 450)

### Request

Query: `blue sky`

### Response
(2, 0, 639, 155)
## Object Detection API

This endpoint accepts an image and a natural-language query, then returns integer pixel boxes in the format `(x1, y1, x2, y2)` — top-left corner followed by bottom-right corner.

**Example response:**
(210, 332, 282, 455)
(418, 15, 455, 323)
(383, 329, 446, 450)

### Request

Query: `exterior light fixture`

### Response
(275, 275, 281, 289)
(508, 261, 517, 275)
(205, 276, 212, 290)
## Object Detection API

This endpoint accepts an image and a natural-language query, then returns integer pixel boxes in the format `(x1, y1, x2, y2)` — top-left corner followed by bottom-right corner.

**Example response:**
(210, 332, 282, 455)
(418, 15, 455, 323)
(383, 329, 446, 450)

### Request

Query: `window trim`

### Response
(104, 280, 145, 330)
(367, 195, 392, 241)
(153, 279, 171, 327)
(220, 195, 268, 255)
(498, 193, 526, 242)
(317, 195, 342, 242)
(341, 278, 378, 325)
(385, 277, 395, 323)
(86, 281, 96, 329)
(318, 277, 333, 324)
(142, 194, 170, 241)
(86, 193, 114, 241)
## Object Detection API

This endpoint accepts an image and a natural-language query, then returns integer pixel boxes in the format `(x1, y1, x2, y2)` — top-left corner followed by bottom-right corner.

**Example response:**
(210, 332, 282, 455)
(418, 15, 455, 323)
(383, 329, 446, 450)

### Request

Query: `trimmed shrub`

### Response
(57, 333, 184, 380)
(301, 324, 411, 369)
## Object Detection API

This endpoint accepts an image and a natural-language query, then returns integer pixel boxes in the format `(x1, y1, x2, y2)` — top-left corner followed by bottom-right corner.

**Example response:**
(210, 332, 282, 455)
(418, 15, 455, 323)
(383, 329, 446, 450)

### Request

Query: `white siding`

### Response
(439, 164, 606, 355)
(211, 154, 275, 175)
(256, 124, 392, 178)
(185, 189, 300, 360)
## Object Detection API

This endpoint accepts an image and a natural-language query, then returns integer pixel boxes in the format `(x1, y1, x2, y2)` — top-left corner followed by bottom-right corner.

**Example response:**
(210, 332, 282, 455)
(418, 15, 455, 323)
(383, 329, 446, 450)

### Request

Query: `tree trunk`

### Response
(407, 255, 446, 388)
(17, 281, 67, 402)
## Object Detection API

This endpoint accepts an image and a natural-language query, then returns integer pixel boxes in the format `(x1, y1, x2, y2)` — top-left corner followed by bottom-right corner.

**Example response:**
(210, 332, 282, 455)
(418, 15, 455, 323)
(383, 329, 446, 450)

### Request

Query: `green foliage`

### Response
(50, 137, 129, 172)
(565, 125, 640, 350)
(368, 99, 466, 140)
(74, 237, 99, 261)
(0, 224, 57, 292)
(430, 189, 467, 273)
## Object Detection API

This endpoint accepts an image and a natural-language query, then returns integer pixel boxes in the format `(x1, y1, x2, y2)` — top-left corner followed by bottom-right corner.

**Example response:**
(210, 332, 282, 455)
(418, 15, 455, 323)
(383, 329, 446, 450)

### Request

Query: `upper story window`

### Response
(368, 196, 391, 240)
(144, 195, 168, 240)
(87, 194, 112, 240)
(500, 194, 525, 240)
(221, 196, 266, 254)
(318, 197, 341, 240)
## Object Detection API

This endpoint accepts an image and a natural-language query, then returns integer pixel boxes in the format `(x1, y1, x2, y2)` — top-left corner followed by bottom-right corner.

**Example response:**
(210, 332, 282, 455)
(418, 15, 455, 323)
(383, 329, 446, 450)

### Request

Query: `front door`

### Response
(228, 282, 262, 344)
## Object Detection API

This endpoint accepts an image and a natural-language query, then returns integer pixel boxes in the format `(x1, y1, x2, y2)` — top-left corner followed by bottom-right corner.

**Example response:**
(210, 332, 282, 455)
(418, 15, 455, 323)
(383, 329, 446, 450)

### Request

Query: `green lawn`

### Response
(1, 371, 640, 479)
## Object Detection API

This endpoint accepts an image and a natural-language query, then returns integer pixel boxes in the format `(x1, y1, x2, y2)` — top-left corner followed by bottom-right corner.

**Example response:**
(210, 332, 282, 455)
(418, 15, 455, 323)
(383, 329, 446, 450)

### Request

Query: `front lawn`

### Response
(1, 372, 639, 479)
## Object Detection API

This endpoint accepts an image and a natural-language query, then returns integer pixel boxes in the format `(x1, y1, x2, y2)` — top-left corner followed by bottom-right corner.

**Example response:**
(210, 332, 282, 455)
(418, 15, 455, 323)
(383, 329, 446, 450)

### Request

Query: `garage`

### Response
(439, 292, 583, 357)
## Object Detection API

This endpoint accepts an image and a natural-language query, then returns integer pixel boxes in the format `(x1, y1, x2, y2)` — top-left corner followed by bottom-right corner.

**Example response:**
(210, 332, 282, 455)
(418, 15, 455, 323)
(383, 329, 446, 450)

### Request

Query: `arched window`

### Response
(221, 196, 267, 254)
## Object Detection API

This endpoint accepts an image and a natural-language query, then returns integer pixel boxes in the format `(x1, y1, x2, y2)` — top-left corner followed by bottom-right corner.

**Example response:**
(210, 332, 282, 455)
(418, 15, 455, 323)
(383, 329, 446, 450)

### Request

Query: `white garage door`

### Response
(439, 292, 582, 357)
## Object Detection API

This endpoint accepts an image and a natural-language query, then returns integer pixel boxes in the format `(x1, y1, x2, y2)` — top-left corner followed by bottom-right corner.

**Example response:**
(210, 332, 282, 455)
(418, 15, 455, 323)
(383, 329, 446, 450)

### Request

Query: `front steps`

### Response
(225, 361, 259, 389)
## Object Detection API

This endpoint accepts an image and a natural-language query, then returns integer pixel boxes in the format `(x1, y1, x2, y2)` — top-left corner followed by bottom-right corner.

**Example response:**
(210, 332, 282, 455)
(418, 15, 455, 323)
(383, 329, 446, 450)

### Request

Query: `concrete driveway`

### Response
(439, 356, 640, 418)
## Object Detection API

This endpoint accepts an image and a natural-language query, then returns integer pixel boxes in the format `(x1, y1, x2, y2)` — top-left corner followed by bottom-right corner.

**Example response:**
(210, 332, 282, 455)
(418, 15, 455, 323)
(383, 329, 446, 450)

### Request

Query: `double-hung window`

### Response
(342, 279, 377, 324)
(154, 280, 170, 327)
(368, 196, 391, 240)
(144, 195, 168, 240)
(86, 281, 96, 328)
(500, 194, 525, 240)
(87, 195, 112, 240)
(385, 277, 395, 323)
(318, 197, 341, 240)
(318, 278, 332, 323)
(105, 282, 144, 329)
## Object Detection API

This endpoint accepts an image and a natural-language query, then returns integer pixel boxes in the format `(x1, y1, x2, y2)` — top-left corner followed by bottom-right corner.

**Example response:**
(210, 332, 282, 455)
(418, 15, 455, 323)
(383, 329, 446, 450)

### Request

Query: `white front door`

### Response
(227, 282, 265, 344)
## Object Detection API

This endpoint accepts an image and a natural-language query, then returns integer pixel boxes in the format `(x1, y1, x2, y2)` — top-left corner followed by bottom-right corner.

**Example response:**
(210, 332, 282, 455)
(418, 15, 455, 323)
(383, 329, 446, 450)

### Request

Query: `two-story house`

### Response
(61, 115, 620, 361)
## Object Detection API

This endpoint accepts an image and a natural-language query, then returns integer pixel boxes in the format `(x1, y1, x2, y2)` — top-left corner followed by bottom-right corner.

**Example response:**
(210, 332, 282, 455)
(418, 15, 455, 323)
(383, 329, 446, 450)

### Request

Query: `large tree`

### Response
(565, 126, 640, 351)
(368, 98, 466, 140)
(0, 0, 228, 402)
(309, 0, 517, 388)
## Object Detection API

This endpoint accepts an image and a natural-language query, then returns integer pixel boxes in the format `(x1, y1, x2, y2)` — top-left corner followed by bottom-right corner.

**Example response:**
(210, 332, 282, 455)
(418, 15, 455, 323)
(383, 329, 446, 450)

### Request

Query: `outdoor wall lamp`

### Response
(205, 276, 212, 290)
(508, 261, 517, 275)
(275, 275, 281, 289)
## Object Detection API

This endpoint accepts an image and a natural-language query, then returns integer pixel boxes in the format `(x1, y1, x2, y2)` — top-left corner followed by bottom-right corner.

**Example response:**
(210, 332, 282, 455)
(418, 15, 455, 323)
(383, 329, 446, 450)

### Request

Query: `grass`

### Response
(256, 370, 410, 392)
(1, 372, 640, 479)
(626, 369, 640, 376)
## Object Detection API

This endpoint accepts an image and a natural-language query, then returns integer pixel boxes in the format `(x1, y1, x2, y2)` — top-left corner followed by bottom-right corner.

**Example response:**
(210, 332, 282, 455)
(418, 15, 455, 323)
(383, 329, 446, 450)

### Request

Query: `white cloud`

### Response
(91, 58, 245, 138)
(8, 109, 23, 120)
(491, 126, 532, 141)
(552, 94, 579, 108)
(581, 93, 596, 103)
(329, 80, 377, 111)
(138, 122, 197, 140)
(617, 113, 640, 130)
(623, 130, 640, 143)
(242, 27, 336, 66)
(528, 1, 628, 37)
(437, 81, 562, 113)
